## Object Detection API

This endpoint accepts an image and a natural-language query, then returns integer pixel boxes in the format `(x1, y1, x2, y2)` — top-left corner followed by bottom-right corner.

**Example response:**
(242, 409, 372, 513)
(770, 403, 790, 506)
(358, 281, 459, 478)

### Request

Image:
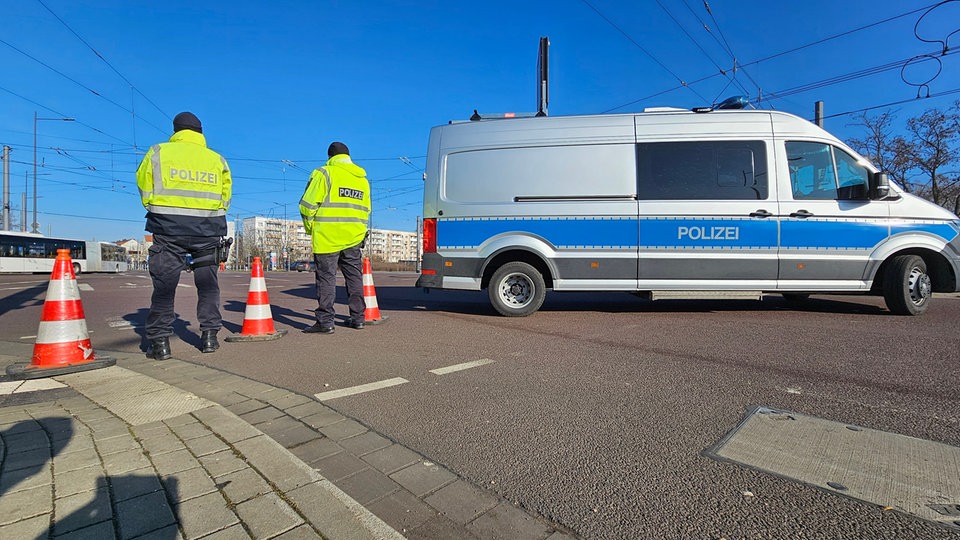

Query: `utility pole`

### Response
(33, 113, 75, 234)
(2, 145, 10, 231)
(815, 101, 824, 128)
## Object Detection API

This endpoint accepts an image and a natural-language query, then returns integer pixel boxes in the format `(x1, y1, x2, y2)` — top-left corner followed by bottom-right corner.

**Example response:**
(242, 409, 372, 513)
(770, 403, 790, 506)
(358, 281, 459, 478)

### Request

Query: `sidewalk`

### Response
(0, 342, 575, 540)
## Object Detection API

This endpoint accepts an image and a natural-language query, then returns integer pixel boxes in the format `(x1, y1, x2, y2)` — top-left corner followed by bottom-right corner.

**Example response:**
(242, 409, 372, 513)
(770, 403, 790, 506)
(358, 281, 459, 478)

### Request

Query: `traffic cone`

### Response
(362, 257, 388, 324)
(225, 256, 287, 342)
(6, 249, 115, 380)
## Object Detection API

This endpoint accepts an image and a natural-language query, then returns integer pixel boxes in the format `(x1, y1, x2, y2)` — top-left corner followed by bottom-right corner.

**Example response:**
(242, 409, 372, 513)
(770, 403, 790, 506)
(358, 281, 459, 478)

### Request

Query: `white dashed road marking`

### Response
(429, 358, 496, 375)
(78, 283, 94, 291)
(314, 377, 408, 401)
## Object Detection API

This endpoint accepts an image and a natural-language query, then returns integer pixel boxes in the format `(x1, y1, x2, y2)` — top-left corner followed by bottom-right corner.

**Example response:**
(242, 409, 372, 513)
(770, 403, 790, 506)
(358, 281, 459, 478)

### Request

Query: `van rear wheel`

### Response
(883, 254, 931, 316)
(72, 262, 81, 275)
(488, 262, 545, 317)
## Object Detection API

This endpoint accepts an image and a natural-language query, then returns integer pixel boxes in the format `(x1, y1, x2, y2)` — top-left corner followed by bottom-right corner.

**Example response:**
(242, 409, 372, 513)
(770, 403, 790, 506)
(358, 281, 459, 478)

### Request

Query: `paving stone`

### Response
(272, 523, 322, 539)
(95, 434, 141, 457)
(318, 419, 368, 441)
(52, 520, 116, 540)
(405, 514, 478, 540)
(271, 424, 322, 449)
(111, 468, 164, 502)
(3, 429, 49, 453)
(163, 413, 197, 428)
(174, 491, 240, 539)
(299, 409, 346, 429)
(101, 447, 151, 475)
(285, 481, 385, 540)
(225, 399, 267, 417)
(367, 489, 439, 534)
(283, 401, 331, 420)
(163, 466, 218, 501)
(0, 513, 51, 540)
(545, 530, 579, 539)
(0, 462, 52, 494)
(84, 417, 129, 437)
(199, 450, 247, 478)
(389, 461, 457, 498)
(151, 448, 200, 476)
(1, 446, 51, 472)
(171, 420, 213, 441)
(0, 417, 41, 434)
(255, 387, 290, 402)
(256, 415, 307, 438)
(88, 423, 130, 442)
(130, 421, 170, 440)
(314, 451, 369, 482)
(195, 523, 251, 539)
(465, 502, 551, 540)
(216, 467, 272, 504)
(265, 392, 313, 411)
(116, 488, 176, 538)
(363, 444, 422, 475)
(233, 436, 317, 492)
(239, 406, 286, 426)
(288, 437, 343, 466)
(193, 407, 261, 444)
(336, 467, 401, 505)
(183, 433, 230, 457)
(339, 431, 391, 456)
(53, 466, 107, 498)
(57, 433, 96, 456)
(235, 492, 305, 539)
(0, 484, 52, 525)
(424, 480, 500, 524)
(53, 486, 112, 535)
(53, 446, 101, 474)
(140, 433, 186, 457)
(130, 523, 183, 540)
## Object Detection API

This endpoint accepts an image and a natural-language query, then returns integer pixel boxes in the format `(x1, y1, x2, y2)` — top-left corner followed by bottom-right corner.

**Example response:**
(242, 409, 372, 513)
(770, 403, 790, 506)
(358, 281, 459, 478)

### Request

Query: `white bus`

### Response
(0, 231, 128, 274)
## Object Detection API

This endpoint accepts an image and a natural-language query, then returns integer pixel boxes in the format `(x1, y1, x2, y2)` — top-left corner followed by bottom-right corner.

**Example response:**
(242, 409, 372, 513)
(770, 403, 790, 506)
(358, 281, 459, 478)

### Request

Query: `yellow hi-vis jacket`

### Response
(299, 154, 371, 254)
(136, 130, 231, 235)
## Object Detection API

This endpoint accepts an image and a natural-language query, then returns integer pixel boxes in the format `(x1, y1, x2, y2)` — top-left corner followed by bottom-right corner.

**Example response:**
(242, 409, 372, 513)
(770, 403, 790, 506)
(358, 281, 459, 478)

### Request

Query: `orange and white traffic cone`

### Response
(362, 257, 388, 324)
(225, 256, 287, 342)
(6, 249, 115, 380)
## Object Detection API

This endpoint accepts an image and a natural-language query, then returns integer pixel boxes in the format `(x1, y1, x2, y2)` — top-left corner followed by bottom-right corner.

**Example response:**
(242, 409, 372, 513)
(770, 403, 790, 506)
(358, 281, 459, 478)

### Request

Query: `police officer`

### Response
(299, 142, 370, 334)
(136, 112, 232, 359)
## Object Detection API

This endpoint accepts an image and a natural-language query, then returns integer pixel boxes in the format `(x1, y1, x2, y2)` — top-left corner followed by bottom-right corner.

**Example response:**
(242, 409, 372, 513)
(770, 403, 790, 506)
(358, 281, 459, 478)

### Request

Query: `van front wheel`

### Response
(883, 255, 931, 316)
(488, 262, 545, 317)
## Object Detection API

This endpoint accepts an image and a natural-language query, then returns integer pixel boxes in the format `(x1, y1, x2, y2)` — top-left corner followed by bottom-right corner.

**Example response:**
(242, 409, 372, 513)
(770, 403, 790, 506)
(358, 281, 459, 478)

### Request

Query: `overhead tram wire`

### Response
(0, 85, 136, 147)
(601, 2, 946, 114)
(820, 87, 960, 121)
(579, 0, 709, 103)
(36, 0, 170, 122)
(654, 0, 754, 103)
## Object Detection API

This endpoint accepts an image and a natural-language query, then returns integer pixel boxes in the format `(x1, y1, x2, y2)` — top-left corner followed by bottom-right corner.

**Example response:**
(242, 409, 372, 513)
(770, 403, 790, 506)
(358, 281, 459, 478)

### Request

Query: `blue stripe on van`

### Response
(781, 220, 888, 250)
(889, 222, 959, 241)
(437, 217, 638, 249)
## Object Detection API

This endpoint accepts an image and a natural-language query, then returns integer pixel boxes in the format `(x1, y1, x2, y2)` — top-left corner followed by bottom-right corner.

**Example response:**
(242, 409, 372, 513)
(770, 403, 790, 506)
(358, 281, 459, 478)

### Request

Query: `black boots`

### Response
(201, 330, 219, 353)
(147, 337, 172, 361)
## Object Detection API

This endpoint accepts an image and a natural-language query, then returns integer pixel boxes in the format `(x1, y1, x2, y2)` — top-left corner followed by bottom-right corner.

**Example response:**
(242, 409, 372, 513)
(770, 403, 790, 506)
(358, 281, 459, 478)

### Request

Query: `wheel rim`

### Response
(907, 266, 932, 306)
(498, 272, 534, 308)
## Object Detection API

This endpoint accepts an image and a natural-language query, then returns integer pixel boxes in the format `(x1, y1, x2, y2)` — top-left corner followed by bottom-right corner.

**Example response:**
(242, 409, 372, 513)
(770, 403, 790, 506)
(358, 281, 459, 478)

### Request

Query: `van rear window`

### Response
(637, 141, 768, 200)
(444, 144, 636, 203)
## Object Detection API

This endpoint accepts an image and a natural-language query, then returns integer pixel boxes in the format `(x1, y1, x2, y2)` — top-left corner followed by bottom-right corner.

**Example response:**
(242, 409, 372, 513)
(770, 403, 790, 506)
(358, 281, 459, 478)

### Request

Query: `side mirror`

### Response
(869, 172, 890, 200)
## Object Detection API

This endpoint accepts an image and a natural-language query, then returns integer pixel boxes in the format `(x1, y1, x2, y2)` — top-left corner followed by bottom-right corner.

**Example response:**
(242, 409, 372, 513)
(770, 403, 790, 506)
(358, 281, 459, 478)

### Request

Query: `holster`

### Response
(189, 237, 232, 270)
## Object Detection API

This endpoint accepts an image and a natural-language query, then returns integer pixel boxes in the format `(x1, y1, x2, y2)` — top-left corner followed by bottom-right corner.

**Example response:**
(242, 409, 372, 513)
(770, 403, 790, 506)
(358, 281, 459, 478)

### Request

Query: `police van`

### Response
(415, 105, 960, 316)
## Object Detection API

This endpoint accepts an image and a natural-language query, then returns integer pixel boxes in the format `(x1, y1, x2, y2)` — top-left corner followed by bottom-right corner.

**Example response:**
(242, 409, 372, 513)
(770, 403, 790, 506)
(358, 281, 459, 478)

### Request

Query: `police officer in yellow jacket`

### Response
(136, 112, 232, 359)
(299, 142, 370, 334)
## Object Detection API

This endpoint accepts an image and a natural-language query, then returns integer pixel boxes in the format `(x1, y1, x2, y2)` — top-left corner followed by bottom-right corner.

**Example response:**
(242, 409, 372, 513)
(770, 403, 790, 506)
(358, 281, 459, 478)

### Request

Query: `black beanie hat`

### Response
(328, 141, 349, 157)
(173, 112, 202, 134)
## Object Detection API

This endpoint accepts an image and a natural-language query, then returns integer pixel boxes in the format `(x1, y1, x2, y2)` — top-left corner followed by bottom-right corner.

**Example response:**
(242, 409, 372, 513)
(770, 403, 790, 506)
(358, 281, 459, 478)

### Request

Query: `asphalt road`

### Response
(1, 270, 958, 539)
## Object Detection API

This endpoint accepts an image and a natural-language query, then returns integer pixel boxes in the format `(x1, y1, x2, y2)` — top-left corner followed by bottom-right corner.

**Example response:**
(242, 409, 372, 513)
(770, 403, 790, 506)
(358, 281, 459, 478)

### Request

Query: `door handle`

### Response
(790, 209, 814, 218)
(749, 209, 772, 218)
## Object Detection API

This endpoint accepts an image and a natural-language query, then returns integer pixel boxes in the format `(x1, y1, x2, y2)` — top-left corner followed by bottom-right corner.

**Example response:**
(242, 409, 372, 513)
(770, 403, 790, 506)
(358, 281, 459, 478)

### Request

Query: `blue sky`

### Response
(1, 1, 958, 242)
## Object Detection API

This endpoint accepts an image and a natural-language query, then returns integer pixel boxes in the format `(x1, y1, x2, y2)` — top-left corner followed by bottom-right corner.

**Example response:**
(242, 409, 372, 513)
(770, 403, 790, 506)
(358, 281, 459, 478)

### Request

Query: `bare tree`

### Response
(903, 102, 960, 207)
(848, 111, 912, 191)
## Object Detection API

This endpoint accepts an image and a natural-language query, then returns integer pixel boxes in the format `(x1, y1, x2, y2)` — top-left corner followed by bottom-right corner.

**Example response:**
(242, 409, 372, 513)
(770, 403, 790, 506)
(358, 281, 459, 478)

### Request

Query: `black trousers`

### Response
(146, 234, 221, 340)
(313, 246, 365, 327)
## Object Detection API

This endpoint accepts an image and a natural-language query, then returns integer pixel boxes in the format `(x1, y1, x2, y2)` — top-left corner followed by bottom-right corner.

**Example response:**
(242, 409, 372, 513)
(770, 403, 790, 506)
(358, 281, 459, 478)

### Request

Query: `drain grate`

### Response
(705, 406, 960, 530)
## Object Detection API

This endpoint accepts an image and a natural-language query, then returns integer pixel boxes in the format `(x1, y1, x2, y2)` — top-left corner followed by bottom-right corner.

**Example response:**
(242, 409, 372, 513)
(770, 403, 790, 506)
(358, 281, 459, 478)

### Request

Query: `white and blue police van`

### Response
(415, 104, 960, 317)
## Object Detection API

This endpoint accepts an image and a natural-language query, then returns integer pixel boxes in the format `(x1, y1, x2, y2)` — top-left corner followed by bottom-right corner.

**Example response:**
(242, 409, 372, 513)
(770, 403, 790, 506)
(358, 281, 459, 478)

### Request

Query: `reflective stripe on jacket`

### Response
(136, 130, 232, 221)
(299, 154, 371, 254)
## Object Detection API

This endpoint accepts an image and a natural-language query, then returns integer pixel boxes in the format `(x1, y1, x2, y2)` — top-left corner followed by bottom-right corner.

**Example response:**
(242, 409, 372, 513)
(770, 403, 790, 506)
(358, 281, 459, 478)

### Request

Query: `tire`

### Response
(883, 255, 931, 316)
(488, 262, 546, 317)
(72, 262, 81, 275)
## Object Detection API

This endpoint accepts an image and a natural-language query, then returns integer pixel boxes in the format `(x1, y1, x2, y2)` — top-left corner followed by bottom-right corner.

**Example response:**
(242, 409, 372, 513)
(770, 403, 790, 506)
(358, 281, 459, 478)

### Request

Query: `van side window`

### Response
(636, 141, 767, 200)
(787, 142, 869, 200)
